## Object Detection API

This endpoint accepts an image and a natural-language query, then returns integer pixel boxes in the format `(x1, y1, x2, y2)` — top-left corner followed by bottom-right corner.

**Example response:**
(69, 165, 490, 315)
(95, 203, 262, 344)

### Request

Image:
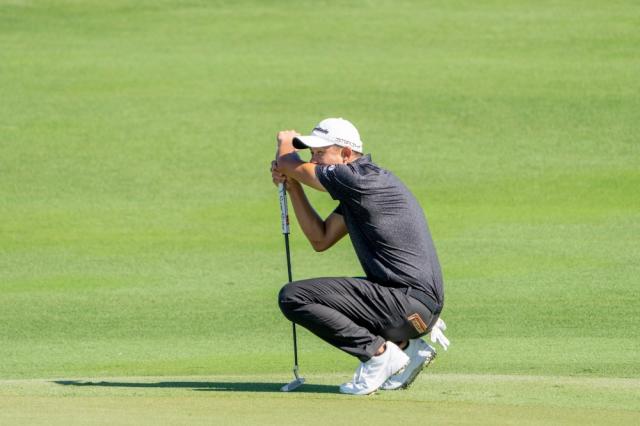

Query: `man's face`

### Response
(309, 145, 344, 165)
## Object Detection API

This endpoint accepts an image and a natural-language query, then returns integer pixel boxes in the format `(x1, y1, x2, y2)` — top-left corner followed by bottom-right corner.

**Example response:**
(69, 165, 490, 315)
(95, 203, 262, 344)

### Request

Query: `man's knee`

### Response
(278, 282, 301, 319)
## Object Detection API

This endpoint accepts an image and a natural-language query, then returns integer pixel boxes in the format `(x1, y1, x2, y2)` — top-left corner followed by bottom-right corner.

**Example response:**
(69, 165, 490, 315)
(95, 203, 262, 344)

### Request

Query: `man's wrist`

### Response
(277, 140, 295, 158)
(277, 151, 302, 167)
(276, 130, 299, 155)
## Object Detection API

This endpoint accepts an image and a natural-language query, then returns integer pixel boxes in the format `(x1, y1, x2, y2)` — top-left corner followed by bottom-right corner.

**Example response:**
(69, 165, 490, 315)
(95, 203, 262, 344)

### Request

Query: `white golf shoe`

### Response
(380, 338, 436, 390)
(339, 342, 410, 395)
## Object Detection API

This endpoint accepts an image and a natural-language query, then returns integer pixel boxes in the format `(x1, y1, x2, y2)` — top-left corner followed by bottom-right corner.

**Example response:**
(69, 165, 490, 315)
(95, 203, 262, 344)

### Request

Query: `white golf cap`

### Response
(293, 118, 363, 153)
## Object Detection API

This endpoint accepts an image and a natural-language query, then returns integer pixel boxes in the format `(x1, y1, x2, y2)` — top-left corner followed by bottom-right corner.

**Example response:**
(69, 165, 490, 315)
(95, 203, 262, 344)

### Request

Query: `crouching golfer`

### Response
(271, 118, 448, 395)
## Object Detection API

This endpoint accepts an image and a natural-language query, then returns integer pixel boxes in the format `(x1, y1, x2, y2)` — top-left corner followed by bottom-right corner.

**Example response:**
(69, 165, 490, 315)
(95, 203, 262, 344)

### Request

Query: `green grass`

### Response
(1, 0, 639, 423)
(1, 374, 639, 425)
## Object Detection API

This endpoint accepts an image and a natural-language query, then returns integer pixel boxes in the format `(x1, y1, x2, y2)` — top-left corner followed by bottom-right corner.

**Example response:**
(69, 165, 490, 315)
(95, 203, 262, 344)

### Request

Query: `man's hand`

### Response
(276, 130, 300, 151)
(271, 160, 298, 189)
(271, 160, 285, 186)
(274, 128, 325, 192)
(272, 130, 301, 190)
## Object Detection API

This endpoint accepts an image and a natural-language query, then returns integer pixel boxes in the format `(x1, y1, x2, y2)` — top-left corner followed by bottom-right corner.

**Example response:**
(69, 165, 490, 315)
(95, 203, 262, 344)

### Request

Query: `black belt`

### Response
(405, 287, 442, 315)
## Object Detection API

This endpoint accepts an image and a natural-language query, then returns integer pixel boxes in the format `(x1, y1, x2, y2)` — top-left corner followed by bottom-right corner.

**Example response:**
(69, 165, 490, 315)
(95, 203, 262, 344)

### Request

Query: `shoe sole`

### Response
(399, 351, 437, 390)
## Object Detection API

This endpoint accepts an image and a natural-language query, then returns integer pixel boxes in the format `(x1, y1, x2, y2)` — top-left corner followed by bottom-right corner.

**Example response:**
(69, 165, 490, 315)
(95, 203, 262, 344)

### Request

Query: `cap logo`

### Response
(313, 126, 329, 134)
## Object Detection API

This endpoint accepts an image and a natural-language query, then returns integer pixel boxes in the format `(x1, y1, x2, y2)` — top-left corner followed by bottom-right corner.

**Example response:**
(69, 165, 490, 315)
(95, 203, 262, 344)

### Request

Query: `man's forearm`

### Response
(287, 182, 326, 245)
(277, 152, 304, 175)
(277, 136, 296, 158)
(275, 130, 326, 192)
(276, 137, 302, 169)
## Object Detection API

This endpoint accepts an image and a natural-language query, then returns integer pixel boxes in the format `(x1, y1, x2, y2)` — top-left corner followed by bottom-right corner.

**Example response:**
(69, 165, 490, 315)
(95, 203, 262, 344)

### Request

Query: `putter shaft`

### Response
(279, 184, 303, 390)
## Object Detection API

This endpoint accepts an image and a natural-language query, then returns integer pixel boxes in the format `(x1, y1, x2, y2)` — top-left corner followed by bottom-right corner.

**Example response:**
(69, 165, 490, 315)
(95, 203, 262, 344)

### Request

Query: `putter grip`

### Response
(279, 183, 290, 235)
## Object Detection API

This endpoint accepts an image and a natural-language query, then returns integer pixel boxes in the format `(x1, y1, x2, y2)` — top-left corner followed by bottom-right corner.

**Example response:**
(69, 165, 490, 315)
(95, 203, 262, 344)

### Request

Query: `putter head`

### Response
(281, 365, 304, 392)
(281, 377, 305, 392)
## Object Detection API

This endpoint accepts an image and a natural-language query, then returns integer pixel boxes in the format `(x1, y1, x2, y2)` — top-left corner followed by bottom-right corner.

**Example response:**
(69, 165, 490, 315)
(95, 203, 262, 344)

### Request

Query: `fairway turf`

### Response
(1, 0, 639, 424)
(1, 374, 639, 425)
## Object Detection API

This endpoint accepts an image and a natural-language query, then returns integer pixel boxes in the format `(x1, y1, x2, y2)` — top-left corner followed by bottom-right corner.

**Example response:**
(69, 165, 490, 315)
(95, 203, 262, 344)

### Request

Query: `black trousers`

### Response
(278, 277, 438, 362)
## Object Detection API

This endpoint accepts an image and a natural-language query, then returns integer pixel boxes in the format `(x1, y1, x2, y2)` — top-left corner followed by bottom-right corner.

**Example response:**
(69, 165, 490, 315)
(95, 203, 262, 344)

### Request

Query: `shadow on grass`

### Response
(53, 380, 338, 394)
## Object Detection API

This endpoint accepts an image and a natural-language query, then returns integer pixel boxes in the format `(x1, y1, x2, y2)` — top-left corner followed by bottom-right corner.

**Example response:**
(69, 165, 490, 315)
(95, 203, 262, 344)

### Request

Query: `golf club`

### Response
(278, 183, 305, 392)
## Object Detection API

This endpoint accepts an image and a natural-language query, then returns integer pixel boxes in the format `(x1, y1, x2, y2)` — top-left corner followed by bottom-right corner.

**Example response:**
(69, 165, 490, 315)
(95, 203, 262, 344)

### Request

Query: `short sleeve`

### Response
(315, 164, 358, 201)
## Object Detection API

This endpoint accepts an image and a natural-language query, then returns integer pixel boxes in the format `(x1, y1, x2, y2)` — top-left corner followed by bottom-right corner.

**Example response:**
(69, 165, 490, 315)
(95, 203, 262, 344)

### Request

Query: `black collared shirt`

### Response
(315, 154, 444, 305)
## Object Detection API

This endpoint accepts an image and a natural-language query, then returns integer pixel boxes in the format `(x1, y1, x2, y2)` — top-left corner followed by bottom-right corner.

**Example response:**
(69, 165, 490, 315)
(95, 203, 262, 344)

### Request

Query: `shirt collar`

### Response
(354, 153, 372, 164)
